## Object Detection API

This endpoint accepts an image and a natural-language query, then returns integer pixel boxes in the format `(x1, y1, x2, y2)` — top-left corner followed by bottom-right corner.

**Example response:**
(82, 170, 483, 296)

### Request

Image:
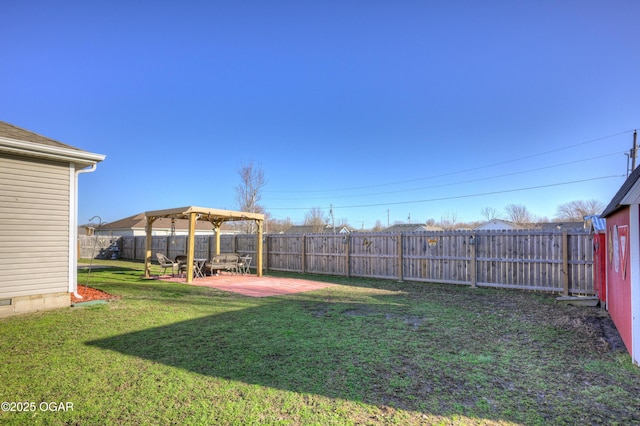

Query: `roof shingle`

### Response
(0, 120, 82, 151)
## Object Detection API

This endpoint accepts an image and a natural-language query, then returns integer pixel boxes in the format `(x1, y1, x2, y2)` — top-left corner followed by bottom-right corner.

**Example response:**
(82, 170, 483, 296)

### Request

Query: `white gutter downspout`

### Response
(70, 163, 98, 299)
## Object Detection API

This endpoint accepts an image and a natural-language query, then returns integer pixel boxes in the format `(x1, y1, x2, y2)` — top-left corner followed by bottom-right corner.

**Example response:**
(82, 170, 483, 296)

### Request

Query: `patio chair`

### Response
(175, 255, 188, 277)
(156, 253, 178, 276)
(238, 255, 252, 274)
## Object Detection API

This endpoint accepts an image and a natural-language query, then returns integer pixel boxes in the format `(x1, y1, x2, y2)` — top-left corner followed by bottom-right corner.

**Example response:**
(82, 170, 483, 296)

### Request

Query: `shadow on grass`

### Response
(88, 295, 427, 404)
(84, 289, 598, 425)
(82, 267, 639, 424)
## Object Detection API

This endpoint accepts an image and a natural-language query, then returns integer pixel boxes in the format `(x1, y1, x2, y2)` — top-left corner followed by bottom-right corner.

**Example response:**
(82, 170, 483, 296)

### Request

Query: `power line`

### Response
(267, 175, 624, 210)
(264, 151, 625, 201)
(264, 129, 634, 194)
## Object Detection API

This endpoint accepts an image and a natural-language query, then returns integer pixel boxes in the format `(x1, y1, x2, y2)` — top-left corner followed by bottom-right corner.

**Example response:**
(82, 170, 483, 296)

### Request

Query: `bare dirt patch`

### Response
(566, 312, 627, 353)
(336, 286, 626, 354)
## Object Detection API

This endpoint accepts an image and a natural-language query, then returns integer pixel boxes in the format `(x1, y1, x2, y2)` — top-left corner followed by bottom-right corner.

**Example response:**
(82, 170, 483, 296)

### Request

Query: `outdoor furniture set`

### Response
(155, 252, 252, 278)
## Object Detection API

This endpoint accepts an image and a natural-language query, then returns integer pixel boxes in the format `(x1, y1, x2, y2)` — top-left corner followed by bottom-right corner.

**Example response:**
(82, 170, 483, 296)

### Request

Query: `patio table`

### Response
(193, 258, 207, 279)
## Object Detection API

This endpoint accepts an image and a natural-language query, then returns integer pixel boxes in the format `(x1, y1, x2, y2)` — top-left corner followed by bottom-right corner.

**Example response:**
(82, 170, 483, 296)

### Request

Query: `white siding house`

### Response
(474, 219, 522, 231)
(0, 121, 105, 317)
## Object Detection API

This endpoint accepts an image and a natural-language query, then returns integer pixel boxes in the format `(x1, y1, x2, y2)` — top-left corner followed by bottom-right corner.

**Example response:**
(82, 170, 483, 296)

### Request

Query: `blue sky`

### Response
(2, 1, 639, 229)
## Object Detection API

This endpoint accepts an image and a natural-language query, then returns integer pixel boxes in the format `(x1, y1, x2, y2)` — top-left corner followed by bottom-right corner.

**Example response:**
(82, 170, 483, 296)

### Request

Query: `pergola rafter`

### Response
(143, 206, 264, 283)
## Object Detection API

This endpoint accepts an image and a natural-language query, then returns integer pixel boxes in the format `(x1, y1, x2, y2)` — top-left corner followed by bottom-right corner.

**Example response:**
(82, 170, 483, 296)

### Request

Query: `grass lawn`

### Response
(1, 260, 639, 425)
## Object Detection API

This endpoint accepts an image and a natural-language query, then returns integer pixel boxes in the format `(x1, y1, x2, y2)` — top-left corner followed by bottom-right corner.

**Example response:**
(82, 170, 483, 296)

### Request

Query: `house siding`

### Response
(0, 153, 70, 300)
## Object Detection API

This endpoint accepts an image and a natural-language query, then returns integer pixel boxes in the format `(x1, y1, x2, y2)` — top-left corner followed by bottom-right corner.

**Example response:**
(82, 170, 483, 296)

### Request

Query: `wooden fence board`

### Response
(167, 236, 186, 261)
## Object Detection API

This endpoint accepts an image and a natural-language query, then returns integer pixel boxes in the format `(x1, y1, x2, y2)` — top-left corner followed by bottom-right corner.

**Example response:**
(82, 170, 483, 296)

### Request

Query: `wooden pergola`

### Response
(143, 206, 265, 283)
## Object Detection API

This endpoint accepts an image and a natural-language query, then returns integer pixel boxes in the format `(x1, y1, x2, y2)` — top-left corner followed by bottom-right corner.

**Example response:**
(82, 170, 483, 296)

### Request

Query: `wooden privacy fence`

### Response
(80, 229, 595, 295)
(78, 235, 120, 259)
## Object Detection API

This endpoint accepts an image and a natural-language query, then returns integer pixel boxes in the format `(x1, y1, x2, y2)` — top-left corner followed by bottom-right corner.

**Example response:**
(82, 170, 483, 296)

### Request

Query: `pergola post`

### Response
(213, 220, 222, 255)
(144, 216, 156, 278)
(185, 212, 197, 284)
(256, 219, 263, 277)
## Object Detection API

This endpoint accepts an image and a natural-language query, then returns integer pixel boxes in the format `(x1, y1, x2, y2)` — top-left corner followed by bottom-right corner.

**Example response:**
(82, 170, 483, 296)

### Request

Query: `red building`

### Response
(601, 166, 640, 366)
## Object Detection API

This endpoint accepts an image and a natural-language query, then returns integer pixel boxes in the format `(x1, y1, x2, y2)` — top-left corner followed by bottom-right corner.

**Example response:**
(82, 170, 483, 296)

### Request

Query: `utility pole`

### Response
(627, 130, 638, 177)
(633, 130, 638, 172)
(329, 204, 335, 234)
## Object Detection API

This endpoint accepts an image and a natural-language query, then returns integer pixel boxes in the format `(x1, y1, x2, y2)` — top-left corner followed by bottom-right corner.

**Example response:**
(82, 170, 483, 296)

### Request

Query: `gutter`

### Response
(0, 136, 105, 167)
(77, 163, 98, 175)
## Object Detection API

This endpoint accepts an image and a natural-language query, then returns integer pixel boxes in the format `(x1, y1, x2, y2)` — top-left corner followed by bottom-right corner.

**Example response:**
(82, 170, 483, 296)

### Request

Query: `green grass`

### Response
(1, 259, 639, 425)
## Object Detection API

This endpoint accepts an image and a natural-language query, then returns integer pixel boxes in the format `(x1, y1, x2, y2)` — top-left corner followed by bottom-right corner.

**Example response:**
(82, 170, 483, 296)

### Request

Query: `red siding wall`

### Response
(606, 208, 633, 354)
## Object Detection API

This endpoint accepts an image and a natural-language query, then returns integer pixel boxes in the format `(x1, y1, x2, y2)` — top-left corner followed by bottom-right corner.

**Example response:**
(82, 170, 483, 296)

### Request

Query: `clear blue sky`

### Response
(2, 1, 639, 229)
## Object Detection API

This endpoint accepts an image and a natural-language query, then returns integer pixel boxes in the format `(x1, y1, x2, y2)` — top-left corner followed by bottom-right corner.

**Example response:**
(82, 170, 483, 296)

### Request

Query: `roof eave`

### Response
(0, 136, 106, 168)
(602, 168, 640, 217)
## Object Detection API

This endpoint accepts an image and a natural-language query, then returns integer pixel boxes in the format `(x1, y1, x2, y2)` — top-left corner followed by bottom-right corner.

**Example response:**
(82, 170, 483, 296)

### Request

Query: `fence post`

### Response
(345, 234, 350, 278)
(263, 234, 269, 272)
(301, 234, 306, 274)
(562, 230, 569, 296)
(470, 232, 477, 288)
(397, 233, 404, 282)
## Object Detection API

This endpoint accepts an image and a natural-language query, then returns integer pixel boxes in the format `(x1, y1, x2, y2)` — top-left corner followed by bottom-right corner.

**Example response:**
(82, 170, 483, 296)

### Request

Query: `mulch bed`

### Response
(71, 285, 119, 304)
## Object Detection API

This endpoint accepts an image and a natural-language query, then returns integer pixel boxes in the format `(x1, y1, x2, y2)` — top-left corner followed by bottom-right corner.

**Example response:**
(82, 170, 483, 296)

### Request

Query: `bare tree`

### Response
(480, 206, 499, 221)
(337, 217, 350, 230)
(266, 215, 292, 234)
(372, 219, 384, 232)
(555, 199, 605, 222)
(304, 207, 328, 232)
(504, 203, 533, 224)
(234, 161, 266, 233)
(439, 210, 458, 230)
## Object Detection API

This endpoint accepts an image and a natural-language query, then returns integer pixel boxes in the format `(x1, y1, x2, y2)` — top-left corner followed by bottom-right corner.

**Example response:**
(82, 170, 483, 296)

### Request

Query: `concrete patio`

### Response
(154, 273, 334, 297)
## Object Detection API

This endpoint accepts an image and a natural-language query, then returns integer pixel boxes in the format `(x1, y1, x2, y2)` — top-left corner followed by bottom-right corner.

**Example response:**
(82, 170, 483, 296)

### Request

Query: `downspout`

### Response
(71, 163, 98, 299)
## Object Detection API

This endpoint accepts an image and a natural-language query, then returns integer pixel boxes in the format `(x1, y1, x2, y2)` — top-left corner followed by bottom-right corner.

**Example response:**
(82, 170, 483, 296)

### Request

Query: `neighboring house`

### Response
(284, 224, 350, 234)
(0, 120, 105, 317)
(533, 222, 586, 231)
(93, 212, 241, 236)
(474, 219, 522, 231)
(601, 166, 640, 366)
(382, 223, 442, 233)
(475, 220, 585, 231)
